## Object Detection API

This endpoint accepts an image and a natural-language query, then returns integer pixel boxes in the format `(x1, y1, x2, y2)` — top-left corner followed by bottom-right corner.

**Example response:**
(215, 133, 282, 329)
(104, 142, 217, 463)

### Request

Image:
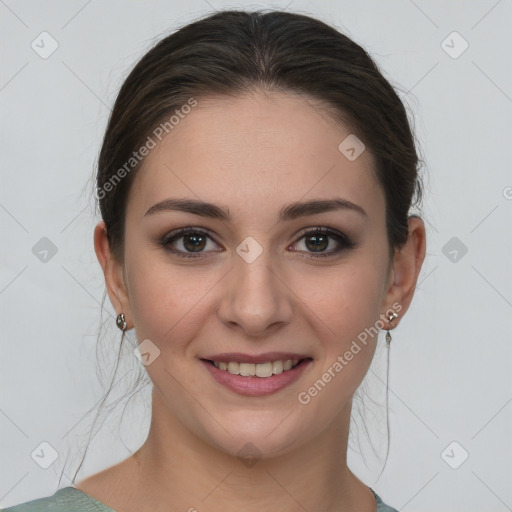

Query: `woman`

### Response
(3, 9, 426, 512)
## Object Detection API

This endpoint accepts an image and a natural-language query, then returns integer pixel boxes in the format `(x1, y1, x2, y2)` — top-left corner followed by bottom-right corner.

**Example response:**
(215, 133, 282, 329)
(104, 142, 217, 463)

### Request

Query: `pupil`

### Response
(306, 235, 327, 252)
(184, 234, 206, 252)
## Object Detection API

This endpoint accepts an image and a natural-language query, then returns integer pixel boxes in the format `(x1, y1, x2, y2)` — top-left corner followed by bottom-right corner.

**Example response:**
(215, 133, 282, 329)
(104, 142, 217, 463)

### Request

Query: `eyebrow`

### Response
(144, 197, 368, 221)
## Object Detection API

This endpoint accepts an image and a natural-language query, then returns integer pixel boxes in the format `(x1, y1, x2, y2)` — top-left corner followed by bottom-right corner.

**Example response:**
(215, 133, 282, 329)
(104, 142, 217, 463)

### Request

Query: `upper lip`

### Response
(201, 352, 311, 364)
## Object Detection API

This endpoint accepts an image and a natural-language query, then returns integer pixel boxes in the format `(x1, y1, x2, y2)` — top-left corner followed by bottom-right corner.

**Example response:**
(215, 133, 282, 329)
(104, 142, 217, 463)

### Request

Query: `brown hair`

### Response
(96, 9, 424, 263)
(69, 8, 425, 483)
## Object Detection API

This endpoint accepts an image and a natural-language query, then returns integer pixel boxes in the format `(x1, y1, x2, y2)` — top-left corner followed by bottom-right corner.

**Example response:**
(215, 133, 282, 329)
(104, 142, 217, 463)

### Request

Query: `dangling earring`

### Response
(116, 312, 127, 331)
(385, 311, 398, 345)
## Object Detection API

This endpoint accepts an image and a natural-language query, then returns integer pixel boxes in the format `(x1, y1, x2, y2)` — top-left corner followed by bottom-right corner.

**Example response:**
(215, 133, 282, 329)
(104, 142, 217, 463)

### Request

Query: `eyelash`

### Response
(158, 226, 355, 259)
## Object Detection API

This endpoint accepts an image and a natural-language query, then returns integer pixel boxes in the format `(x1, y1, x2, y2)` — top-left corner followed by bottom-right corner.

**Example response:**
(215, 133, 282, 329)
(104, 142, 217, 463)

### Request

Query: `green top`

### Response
(1, 486, 399, 511)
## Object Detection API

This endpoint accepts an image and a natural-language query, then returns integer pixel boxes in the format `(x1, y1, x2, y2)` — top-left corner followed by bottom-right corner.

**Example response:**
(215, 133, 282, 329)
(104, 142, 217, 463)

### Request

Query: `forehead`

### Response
(128, 90, 384, 224)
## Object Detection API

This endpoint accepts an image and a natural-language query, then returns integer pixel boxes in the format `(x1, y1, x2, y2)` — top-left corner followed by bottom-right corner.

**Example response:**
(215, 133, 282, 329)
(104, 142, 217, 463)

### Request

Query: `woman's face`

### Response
(110, 90, 401, 458)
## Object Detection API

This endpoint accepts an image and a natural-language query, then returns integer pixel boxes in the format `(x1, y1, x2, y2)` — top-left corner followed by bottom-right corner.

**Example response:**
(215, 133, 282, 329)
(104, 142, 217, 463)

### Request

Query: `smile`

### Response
(200, 358, 313, 396)
(211, 359, 301, 377)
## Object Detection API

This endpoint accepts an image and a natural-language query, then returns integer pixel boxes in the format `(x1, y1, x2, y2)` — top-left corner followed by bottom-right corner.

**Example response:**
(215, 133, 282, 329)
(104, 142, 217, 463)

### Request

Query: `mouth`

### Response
(199, 356, 313, 396)
(202, 358, 310, 377)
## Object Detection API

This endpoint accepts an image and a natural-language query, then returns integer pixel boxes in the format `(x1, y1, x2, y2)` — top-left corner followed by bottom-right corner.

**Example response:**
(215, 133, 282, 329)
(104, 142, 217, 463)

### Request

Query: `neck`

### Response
(124, 390, 375, 512)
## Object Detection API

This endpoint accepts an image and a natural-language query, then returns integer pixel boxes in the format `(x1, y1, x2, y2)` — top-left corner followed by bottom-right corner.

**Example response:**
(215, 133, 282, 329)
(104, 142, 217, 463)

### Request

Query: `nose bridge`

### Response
(219, 237, 292, 335)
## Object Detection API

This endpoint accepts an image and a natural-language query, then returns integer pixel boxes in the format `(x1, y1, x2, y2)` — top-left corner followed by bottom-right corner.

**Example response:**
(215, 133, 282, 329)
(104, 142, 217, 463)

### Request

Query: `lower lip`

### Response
(200, 359, 313, 397)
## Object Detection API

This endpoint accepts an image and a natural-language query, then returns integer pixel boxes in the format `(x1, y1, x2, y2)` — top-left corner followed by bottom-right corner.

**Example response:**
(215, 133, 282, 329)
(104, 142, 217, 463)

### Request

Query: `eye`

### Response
(289, 227, 355, 258)
(160, 227, 222, 258)
(159, 226, 355, 259)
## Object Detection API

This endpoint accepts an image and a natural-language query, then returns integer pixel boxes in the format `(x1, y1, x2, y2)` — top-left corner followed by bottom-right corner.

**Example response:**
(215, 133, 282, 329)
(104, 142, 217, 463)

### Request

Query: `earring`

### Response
(385, 311, 398, 345)
(116, 312, 127, 331)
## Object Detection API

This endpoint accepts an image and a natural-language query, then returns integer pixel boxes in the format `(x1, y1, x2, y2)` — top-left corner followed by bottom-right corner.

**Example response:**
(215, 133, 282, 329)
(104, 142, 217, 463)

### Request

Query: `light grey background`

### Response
(1, 1, 511, 510)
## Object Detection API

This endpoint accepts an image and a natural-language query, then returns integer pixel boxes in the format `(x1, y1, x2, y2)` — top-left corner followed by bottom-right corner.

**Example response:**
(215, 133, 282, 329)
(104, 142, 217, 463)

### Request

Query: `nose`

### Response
(217, 245, 294, 337)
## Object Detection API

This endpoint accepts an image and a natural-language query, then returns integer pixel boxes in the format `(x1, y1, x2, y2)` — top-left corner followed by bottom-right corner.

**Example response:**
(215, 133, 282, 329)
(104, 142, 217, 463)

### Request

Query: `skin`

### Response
(80, 90, 426, 512)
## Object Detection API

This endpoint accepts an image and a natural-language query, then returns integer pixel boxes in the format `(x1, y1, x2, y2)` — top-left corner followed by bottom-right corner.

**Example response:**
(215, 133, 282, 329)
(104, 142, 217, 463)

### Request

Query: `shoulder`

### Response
(369, 488, 400, 512)
(0, 487, 114, 512)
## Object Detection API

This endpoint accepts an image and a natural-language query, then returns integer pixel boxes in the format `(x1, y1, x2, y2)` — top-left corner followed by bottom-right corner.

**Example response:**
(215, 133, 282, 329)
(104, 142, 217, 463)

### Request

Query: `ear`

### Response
(381, 216, 426, 330)
(94, 221, 134, 329)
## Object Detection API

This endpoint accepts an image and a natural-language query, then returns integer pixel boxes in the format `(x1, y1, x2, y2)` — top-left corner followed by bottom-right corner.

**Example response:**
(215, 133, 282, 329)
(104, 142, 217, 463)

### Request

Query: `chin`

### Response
(195, 408, 309, 461)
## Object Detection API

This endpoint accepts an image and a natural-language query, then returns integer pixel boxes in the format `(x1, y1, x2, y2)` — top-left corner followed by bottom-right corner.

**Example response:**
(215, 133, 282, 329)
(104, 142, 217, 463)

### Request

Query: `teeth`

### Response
(272, 360, 283, 374)
(239, 363, 255, 376)
(212, 359, 302, 377)
(256, 362, 273, 378)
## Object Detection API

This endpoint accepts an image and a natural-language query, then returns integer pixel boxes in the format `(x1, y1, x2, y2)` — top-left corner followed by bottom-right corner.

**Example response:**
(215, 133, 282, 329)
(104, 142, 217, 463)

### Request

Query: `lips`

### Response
(199, 352, 313, 396)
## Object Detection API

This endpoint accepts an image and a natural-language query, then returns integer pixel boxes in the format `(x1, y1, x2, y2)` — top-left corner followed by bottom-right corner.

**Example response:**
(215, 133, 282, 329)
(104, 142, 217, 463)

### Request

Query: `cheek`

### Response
(294, 257, 387, 399)
(295, 268, 384, 420)
(127, 247, 387, 352)
(126, 251, 222, 348)
(298, 262, 386, 345)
